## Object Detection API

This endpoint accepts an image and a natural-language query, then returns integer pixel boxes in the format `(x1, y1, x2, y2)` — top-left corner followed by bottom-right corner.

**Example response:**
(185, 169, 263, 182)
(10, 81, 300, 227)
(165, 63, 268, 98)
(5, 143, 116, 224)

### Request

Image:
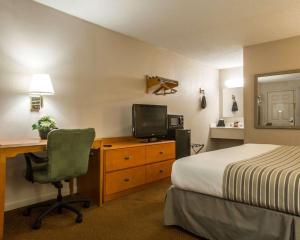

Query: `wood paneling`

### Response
(146, 143, 175, 163)
(101, 138, 175, 150)
(103, 179, 170, 202)
(105, 166, 146, 195)
(105, 146, 146, 172)
(102, 139, 175, 202)
(146, 160, 174, 183)
(77, 148, 101, 205)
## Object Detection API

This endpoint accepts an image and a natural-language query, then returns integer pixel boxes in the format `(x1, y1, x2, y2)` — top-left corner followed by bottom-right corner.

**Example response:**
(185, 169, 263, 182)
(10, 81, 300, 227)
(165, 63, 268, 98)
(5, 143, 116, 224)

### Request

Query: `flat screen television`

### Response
(132, 104, 167, 139)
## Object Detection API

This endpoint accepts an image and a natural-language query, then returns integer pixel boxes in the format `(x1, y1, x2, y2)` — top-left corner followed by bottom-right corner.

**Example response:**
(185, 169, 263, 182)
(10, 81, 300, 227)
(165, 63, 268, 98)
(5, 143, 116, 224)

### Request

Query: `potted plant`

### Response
(32, 116, 57, 139)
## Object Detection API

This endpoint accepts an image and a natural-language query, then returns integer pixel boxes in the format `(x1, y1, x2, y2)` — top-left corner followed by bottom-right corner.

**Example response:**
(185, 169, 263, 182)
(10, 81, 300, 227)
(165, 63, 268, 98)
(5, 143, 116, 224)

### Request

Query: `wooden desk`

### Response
(0, 138, 101, 240)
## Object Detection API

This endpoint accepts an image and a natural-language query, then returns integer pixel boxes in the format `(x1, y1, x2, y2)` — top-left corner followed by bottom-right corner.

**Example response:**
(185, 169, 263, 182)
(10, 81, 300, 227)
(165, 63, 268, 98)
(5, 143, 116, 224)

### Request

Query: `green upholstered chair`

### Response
(23, 128, 96, 229)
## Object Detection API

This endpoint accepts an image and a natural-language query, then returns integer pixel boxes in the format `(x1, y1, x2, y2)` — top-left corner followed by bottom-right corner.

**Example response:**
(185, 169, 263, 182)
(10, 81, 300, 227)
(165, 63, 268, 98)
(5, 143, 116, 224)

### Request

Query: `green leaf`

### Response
(32, 115, 57, 132)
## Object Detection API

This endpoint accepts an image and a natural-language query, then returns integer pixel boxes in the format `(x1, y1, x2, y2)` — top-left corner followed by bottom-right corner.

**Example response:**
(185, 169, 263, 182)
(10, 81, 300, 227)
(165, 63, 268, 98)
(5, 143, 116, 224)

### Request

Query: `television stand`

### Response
(99, 136, 175, 202)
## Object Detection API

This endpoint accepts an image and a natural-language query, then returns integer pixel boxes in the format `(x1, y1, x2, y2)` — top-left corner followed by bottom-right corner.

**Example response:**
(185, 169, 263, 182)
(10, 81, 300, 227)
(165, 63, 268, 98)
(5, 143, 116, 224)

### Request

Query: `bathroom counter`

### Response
(210, 126, 244, 140)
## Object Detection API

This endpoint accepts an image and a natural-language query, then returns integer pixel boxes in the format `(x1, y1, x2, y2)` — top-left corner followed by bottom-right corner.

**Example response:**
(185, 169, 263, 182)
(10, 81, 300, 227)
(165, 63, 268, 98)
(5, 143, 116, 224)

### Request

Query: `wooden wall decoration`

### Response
(146, 75, 179, 96)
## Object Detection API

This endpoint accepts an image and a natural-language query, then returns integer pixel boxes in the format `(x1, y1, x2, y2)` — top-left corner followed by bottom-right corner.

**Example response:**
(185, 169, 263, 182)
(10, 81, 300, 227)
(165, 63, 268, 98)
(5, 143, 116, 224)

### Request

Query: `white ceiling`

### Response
(34, 0, 300, 69)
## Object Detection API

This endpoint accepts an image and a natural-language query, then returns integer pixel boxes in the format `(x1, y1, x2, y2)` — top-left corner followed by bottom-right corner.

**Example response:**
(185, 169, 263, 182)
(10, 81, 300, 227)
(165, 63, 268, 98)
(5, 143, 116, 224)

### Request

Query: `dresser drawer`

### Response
(146, 160, 174, 183)
(105, 146, 146, 172)
(146, 142, 175, 163)
(105, 166, 146, 195)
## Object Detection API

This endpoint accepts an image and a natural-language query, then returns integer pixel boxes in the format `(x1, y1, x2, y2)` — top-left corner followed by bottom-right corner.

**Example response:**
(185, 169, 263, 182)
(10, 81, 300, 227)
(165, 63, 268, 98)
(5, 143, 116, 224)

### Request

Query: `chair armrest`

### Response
(24, 153, 48, 182)
(25, 152, 48, 164)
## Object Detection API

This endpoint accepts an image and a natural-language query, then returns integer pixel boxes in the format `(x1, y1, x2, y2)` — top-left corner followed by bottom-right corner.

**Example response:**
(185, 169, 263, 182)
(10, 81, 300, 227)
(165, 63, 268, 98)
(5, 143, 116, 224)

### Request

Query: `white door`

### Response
(267, 90, 295, 127)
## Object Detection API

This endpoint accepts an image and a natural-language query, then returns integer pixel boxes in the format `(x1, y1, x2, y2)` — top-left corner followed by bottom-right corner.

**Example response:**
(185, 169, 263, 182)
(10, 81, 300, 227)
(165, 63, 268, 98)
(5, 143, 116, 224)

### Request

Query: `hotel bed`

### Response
(164, 144, 300, 240)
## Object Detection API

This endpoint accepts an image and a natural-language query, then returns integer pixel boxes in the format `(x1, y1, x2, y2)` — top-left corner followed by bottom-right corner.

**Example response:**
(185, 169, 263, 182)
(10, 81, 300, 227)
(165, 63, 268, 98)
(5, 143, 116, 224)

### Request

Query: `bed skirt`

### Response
(164, 186, 300, 240)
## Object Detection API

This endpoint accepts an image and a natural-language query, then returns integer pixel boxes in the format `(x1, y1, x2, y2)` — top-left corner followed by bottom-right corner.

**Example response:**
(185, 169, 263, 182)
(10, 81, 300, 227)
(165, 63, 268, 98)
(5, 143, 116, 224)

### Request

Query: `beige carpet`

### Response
(4, 180, 200, 240)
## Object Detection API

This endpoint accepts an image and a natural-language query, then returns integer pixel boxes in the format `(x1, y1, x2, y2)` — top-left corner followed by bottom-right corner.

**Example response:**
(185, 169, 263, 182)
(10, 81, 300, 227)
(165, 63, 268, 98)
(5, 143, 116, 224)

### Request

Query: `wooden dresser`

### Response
(102, 139, 175, 202)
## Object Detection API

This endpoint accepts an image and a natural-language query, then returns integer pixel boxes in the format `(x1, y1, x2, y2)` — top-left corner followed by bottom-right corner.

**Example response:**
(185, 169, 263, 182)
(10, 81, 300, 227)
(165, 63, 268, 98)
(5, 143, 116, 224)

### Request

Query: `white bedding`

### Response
(171, 143, 280, 198)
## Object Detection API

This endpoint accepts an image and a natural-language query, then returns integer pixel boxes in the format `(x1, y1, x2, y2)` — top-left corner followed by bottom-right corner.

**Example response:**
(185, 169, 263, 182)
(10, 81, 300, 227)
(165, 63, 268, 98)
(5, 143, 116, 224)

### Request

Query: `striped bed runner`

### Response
(223, 145, 300, 216)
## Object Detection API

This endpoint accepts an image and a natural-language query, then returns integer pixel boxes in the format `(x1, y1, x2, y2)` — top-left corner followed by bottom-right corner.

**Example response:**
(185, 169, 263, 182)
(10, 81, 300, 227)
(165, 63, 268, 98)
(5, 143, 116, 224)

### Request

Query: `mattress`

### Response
(171, 143, 280, 198)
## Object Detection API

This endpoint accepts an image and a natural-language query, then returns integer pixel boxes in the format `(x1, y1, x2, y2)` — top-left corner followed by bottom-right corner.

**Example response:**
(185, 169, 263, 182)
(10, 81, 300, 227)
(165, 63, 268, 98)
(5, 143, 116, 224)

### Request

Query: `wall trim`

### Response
(5, 188, 73, 211)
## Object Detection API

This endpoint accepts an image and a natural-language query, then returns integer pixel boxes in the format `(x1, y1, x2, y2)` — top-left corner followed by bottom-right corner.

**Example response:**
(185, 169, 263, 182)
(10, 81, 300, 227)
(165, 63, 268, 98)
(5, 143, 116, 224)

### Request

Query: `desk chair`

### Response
(23, 128, 95, 229)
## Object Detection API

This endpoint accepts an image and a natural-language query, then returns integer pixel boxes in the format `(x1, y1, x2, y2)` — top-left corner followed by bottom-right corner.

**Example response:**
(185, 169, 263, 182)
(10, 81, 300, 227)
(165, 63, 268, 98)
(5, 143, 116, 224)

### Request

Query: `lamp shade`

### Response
(29, 74, 55, 95)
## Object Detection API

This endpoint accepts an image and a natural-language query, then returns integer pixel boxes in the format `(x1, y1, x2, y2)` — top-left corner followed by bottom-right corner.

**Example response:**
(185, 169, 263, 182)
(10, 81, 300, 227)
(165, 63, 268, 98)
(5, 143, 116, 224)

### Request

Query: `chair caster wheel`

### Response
(83, 201, 90, 208)
(75, 215, 83, 224)
(23, 209, 31, 216)
(32, 220, 42, 230)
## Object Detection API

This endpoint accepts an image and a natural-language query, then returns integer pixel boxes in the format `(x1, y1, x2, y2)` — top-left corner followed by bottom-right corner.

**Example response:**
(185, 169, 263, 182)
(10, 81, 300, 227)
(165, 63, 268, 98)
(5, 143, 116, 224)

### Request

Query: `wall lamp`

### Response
(29, 74, 55, 112)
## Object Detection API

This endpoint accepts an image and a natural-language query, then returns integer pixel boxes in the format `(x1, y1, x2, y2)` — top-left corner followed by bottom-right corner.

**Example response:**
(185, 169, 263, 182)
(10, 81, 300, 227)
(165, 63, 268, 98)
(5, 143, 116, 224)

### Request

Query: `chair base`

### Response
(23, 182, 91, 229)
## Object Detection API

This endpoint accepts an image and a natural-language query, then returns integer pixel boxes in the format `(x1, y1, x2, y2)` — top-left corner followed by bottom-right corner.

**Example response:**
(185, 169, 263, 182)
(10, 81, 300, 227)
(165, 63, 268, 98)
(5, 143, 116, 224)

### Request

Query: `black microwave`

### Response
(167, 114, 184, 129)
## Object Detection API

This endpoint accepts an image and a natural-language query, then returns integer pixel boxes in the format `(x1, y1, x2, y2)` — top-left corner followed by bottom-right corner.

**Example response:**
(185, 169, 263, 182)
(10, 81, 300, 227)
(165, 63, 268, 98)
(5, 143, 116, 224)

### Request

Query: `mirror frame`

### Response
(254, 69, 300, 129)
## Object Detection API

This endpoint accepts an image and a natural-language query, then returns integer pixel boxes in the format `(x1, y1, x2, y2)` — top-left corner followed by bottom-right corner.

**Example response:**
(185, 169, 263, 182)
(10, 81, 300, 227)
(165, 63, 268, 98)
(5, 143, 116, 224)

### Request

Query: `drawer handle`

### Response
(159, 169, 164, 173)
(159, 151, 164, 155)
(124, 178, 130, 182)
(124, 156, 131, 160)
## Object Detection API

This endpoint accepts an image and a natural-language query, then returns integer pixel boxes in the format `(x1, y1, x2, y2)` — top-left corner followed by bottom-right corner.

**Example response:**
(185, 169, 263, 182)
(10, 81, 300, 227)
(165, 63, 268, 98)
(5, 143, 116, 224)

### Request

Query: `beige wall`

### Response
(207, 67, 244, 152)
(219, 67, 244, 125)
(244, 35, 300, 144)
(0, 0, 219, 210)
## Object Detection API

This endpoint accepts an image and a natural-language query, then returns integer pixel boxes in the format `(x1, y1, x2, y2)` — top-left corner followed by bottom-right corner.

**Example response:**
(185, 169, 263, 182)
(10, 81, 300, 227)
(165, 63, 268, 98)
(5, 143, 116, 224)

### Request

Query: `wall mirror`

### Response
(255, 70, 300, 129)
